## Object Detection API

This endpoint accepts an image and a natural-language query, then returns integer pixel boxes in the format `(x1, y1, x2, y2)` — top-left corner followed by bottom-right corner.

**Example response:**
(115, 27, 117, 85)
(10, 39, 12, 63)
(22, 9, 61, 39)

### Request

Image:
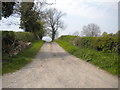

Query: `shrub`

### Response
(15, 32, 36, 42)
(2, 31, 15, 53)
(2, 31, 37, 54)
(58, 35, 119, 53)
(95, 37, 118, 53)
(75, 36, 119, 53)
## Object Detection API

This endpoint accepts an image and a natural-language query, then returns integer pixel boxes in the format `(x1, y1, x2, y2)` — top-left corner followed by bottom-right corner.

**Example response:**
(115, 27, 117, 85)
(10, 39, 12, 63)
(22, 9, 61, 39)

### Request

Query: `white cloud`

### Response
(49, 0, 118, 34)
(47, 0, 118, 19)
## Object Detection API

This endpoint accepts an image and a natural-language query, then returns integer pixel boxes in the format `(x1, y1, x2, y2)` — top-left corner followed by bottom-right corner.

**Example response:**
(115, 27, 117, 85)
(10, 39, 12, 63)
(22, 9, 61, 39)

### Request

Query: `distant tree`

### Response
(45, 8, 65, 41)
(73, 31, 80, 36)
(102, 32, 108, 37)
(81, 23, 101, 37)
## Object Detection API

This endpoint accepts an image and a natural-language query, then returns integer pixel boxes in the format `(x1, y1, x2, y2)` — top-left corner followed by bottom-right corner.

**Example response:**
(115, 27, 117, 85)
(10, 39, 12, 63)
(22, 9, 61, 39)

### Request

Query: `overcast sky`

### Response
(0, 0, 119, 36)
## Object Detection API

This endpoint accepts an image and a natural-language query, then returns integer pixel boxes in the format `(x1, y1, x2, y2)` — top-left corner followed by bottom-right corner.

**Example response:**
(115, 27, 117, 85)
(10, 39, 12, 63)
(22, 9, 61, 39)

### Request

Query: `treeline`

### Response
(60, 34, 119, 53)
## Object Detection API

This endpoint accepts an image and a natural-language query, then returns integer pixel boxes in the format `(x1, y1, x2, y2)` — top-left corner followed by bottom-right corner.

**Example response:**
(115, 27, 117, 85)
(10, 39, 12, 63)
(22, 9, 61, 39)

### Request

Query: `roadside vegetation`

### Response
(1, 1, 65, 75)
(2, 31, 44, 74)
(56, 35, 119, 76)
(1, 2, 119, 76)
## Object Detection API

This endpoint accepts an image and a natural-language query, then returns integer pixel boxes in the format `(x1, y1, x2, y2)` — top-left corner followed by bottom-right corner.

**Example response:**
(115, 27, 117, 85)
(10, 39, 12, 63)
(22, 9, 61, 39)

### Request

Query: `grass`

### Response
(56, 37, 118, 76)
(2, 40, 44, 74)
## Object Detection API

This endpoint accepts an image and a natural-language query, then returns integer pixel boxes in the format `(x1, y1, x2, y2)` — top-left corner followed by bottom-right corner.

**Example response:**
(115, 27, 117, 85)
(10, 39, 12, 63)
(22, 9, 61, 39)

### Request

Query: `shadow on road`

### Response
(35, 51, 70, 60)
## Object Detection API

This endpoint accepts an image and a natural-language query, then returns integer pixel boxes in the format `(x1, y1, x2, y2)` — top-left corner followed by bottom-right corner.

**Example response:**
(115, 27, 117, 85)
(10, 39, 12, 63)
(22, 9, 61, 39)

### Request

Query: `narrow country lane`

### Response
(2, 42, 118, 88)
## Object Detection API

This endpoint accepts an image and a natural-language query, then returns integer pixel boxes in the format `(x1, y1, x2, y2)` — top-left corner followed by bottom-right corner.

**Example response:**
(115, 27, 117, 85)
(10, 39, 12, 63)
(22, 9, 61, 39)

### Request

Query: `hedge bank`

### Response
(60, 35, 119, 53)
(56, 35, 119, 75)
(2, 31, 37, 54)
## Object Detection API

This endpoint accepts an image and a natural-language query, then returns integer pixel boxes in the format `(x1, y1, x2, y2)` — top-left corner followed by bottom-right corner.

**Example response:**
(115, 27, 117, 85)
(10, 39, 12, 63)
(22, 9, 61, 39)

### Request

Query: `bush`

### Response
(15, 32, 36, 42)
(95, 37, 118, 53)
(74, 36, 119, 53)
(2, 31, 37, 54)
(57, 35, 119, 53)
(2, 31, 15, 53)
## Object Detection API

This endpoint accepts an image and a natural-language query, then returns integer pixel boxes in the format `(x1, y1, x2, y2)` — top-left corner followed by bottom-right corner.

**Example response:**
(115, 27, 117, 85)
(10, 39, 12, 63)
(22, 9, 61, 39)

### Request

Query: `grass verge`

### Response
(56, 39, 118, 76)
(2, 40, 44, 74)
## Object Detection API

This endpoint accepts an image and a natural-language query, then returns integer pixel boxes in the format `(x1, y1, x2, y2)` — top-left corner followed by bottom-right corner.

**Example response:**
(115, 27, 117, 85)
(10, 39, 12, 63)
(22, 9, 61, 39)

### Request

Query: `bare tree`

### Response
(45, 8, 65, 41)
(81, 23, 101, 37)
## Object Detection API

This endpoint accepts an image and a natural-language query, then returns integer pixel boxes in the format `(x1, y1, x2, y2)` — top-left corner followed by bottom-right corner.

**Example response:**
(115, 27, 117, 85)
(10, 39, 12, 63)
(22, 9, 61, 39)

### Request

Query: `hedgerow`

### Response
(2, 31, 16, 54)
(74, 36, 119, 53)
(2, 31, 37, 54)
(15, 32, 36, 42)
(59, 35, 119, 53)
(2, 31, 44, 74)
(56, 35, 119, 75)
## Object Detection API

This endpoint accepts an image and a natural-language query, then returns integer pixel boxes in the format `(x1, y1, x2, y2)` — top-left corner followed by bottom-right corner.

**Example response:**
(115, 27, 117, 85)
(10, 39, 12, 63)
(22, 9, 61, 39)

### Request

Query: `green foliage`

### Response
(2, 2, 15, 18)
(15, 32, 36, 42)
(59, 35, 77, 43)
(20, 2, 35, 31)
(2, 31, 37, 54)
(2, 40, 44, 74)
(75, 36, 119, 53)
(102, 32, 108, 36)
(56, 36, 118, 75)
(20, 2, 45, 39)
(2, 31, 15, 44)
(34, 20, 46, 39)
(2, 31, 15, 53)
(57, 35, 119, 53)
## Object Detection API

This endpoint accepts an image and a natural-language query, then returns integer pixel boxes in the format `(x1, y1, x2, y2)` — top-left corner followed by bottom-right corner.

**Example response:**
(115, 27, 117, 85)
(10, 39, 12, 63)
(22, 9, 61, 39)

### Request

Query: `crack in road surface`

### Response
(2, 42, 118, 88)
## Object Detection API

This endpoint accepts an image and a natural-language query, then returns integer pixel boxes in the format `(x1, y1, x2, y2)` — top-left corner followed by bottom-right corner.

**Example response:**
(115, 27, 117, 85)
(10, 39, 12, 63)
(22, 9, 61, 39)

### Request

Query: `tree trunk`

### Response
(52, 31, 55, 41)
